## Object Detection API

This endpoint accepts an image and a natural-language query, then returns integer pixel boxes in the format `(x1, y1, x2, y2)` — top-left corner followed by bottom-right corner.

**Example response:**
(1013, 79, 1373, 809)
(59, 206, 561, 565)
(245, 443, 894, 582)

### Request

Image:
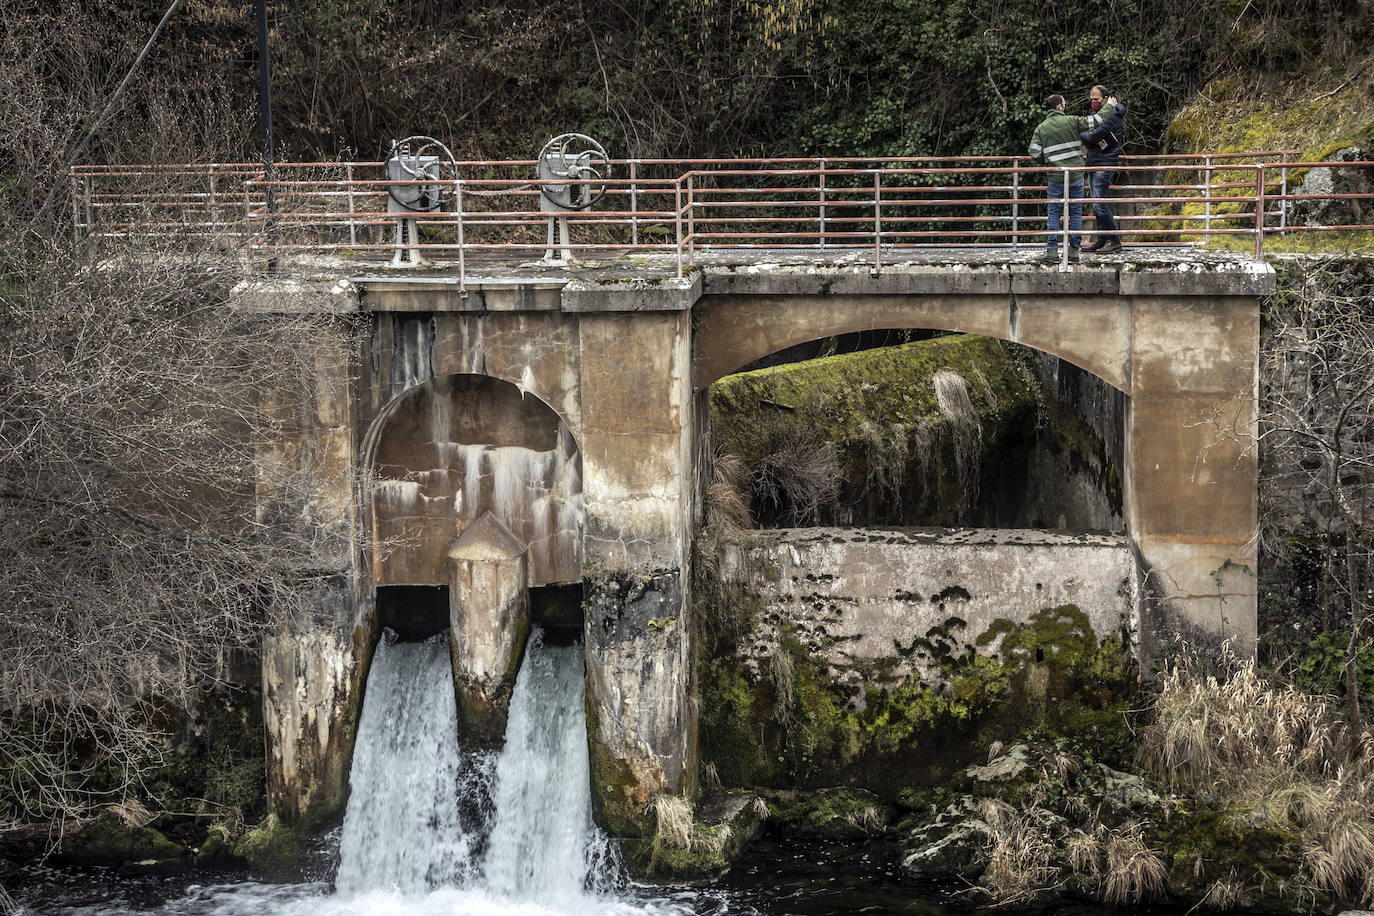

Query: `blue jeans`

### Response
(1089, 170, 1118, 242)
(1045, 174, 1083, 249)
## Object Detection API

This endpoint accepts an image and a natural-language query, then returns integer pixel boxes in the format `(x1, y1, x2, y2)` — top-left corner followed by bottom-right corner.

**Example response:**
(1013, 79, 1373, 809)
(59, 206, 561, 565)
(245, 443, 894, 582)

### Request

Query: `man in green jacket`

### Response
(1028, 92, 1118, 261)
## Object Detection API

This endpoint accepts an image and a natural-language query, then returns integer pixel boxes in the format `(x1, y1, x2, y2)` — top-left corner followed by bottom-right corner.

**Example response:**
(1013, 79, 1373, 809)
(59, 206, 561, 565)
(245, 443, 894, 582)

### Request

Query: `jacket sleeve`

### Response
(1080, 102, 1125, 133)
(1028, 123, 1045, 162)
(1081, 103, 1127, 142)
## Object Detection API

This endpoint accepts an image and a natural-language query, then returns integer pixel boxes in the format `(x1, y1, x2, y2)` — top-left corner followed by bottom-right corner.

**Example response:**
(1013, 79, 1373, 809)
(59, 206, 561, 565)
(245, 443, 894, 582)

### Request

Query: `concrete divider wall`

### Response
(720, 527, 1139, 694)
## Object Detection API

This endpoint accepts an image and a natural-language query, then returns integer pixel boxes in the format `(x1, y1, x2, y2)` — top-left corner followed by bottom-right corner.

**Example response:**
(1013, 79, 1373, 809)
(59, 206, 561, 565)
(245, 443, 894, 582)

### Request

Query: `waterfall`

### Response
(483, 631, 618, 903)
(334, 628, 631, 912)
(335, 632, 477, 895)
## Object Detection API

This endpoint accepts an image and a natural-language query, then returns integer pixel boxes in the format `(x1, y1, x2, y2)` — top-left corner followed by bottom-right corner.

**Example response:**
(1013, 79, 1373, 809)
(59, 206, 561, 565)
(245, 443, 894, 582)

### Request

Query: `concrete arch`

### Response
(364, 372, 584, 589)
(693, 294, 1130, 392)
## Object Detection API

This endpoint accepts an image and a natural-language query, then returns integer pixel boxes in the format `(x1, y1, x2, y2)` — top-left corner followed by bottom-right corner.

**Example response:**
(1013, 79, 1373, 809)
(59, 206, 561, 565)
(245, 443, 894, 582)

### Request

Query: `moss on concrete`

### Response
(710, 335, 1039, 527)
(697, 604, 1135, 799)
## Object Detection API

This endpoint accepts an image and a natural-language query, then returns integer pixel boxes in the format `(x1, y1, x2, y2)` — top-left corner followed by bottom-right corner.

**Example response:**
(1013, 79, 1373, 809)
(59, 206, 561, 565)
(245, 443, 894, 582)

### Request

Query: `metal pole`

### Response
(70, 172, 82, 246)
(346, 163, 357, 246)
(1203, 155, 1212, 236)
(819, 157, 827, 248)
(674, 180, 683, 278)
(1011, 165, 1020, 247)
(209, 167, 218, 234)
(687, 173, 695, 265)
(455, 180, 467, 297)
(256, 0, 277, 269)
(1279, 165, 1288, 231)
(872, 170, 882, 275)
(1253, 165, 1266, 261)
(630, 160, 639, 247)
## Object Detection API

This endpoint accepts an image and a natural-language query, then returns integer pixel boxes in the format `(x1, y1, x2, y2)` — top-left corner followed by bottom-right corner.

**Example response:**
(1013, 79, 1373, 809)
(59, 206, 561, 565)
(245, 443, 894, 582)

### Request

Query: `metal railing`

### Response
(70, 151, 1374, 279)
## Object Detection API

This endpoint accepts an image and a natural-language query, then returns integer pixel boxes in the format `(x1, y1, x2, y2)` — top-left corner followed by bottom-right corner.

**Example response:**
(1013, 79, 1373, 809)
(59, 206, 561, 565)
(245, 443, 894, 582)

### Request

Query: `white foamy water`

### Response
(483, 632, 617, 903)
(335, 632, 476, 895)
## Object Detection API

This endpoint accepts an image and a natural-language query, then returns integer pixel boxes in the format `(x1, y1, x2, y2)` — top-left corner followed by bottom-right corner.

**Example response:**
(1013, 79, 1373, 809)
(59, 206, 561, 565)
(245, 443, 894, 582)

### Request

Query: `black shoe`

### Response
(1083, 240, 1106, 252)
(1096, 240, 1123, 254)
(1067, 246, 1081, 262)
(1038, 249, 1060, 263)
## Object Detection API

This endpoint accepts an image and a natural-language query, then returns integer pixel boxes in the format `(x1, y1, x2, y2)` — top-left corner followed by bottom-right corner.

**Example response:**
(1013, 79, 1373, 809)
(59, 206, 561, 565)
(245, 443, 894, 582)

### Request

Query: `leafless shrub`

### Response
(750, 432, 840, 526)
(702, 761, 722, 791)
(0, 3, 370, 835)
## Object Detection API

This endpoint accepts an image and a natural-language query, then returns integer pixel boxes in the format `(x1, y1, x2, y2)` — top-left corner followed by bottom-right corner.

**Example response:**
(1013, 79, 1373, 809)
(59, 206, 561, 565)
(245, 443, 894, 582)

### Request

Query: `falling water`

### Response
(483, 631, 618, 903)
(334, 632, 477, 895)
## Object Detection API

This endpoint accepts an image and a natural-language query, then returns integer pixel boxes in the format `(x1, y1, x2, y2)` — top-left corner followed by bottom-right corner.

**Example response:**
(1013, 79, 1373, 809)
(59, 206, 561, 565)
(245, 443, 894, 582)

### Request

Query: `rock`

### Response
(900, 796, 989, 880)
(232, 813, 304, 878)
(963, 744, 1032, 786)
(55, 814, 185, 868)
(1091, 763, 1162, 813)
(1287, 147, 1373, 227)
(640, 791, 769, 880)
(763, 788, 892, 841)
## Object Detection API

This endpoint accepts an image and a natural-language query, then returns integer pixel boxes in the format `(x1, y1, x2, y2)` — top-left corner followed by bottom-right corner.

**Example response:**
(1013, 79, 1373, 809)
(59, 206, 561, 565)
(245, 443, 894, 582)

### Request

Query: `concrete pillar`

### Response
(1126, 294, 1260, 657)
(575, 307, 697, 836)
(447, 511, 531, 744)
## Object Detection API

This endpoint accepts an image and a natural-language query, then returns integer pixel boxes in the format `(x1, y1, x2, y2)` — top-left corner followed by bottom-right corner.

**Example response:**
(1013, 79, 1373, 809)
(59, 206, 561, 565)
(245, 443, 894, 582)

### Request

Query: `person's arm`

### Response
(1081, 103, 1126, 145)
(1079, 96, 1120, 130)
(1028, 123, 1046, 163)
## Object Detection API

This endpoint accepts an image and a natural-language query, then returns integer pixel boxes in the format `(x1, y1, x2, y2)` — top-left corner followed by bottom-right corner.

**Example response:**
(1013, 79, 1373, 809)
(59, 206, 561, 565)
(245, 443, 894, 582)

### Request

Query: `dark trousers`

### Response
(1089, 169, 1118, 244)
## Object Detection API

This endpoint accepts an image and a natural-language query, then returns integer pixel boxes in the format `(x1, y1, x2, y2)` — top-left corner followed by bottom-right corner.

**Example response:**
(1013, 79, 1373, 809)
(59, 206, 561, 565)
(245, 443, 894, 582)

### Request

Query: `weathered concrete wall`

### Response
(251, 312, 368, 825)
(447, 512, 531, 743)
(719, 527, 1138, 693)
(370, 373, 582, 587)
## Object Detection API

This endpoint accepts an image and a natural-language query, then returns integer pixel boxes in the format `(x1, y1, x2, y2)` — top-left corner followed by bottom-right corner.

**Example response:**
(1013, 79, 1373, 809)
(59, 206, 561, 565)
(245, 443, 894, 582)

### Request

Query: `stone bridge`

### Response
(245, 250, 1270, 831)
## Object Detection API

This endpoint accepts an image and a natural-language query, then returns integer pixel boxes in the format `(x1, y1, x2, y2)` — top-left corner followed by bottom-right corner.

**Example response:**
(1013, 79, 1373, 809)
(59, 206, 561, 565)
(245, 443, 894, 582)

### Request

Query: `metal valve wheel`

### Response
(386, 136, 458, 212)
(537, 134, 610, 210)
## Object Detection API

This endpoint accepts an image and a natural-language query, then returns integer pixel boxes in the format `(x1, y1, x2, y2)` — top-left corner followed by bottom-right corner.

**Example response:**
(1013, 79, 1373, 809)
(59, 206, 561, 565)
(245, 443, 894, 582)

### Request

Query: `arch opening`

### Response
(705, 331, 1125, 533)
(369, 373, 584, 589)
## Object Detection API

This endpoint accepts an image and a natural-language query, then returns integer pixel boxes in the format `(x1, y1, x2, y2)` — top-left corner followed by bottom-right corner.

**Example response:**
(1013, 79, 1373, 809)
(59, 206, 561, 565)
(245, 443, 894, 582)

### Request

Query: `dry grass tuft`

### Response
(975, 798, 1060, 904)
(1200, 871, 1246, 910)
(1140, 651, 1374, 906)
(750, 796, 769, 819)
(1102, 824, 1168, 904)
(702, 761, 722, 791)
(751, 433, 841, 525)
(769, 644, 796, 726)
(652, 795, 694, 851)
(691, 824, 733, 855)
(706, 450, 752, 534)
(933, 369, 982, 511)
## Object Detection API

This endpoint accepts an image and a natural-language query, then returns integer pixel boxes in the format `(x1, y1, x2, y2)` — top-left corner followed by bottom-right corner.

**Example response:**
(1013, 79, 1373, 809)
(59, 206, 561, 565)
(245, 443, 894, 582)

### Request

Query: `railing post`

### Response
(1253, 164, 1266, 261)
(455, 179, 467, 297)
(674, 180, 683, 279)
(346, 163, 357, 246)
(630, 160, 639, 248)
(687, 173, 695, 265)
(872, 169, 882, 275)
(1011, 164, 1021, 248)
(209, 166, 220, 236)
(1279, 164, 1288, 232)
(70, 172, 82, 245)
(1203, 155, 1213, 236)
(819, 157, 827, 248)
(1060, 169, 1070, 268)
(243, 179, 253, 247)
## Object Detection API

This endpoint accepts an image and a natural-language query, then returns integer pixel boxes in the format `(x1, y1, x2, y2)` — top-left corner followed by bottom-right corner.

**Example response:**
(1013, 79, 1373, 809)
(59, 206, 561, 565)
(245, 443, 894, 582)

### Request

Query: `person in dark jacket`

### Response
(1081, 85, 1127, 253)
(1028, 92, 1117, 261)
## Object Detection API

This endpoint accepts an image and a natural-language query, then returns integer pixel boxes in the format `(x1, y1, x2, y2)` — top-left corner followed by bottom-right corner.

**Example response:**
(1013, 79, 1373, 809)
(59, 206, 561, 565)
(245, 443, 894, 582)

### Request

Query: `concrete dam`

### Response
(246, 251, 1269, 839)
